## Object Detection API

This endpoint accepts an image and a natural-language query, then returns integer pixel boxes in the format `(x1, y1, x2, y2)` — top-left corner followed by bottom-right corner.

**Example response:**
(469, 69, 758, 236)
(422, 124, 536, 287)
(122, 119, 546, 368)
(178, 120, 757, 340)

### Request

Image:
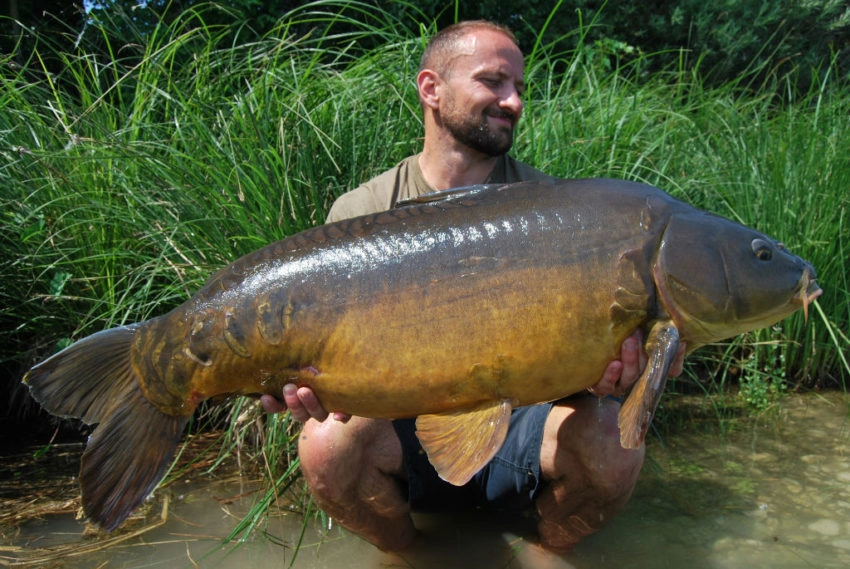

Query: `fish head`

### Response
(653, 211, 822, 346)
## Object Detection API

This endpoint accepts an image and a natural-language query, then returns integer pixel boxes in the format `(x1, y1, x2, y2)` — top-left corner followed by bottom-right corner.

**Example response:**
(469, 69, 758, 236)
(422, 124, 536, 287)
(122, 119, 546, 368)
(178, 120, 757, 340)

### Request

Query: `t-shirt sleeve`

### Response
(326, 186, 387, 223)
(325, 157, 419, 223)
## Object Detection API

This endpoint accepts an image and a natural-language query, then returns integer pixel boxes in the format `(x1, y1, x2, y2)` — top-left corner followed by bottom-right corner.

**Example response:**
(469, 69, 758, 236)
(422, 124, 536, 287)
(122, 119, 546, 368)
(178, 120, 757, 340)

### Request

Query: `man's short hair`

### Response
(419, 20, 520, 75)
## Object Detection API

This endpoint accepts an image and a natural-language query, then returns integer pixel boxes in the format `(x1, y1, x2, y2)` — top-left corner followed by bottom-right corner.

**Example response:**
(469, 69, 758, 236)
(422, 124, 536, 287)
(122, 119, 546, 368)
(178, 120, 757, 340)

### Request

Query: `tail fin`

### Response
(23, 324, 188, 531)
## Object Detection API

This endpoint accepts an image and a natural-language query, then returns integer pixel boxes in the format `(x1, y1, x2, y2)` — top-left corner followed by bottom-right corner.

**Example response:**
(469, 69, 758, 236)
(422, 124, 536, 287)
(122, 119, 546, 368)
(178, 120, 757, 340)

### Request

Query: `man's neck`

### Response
(418, 143, 500, 191)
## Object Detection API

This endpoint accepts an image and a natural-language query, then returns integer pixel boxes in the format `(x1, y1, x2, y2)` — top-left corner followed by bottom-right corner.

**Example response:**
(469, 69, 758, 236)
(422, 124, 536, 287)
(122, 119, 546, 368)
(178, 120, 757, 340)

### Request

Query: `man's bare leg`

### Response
(536, 396, 644, 553)
(297, 416, 417, 550)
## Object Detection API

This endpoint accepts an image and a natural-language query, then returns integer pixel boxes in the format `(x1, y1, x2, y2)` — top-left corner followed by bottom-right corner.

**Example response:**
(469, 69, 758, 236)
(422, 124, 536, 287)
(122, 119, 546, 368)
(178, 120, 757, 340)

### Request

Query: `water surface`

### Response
(3, 392, 848, 568)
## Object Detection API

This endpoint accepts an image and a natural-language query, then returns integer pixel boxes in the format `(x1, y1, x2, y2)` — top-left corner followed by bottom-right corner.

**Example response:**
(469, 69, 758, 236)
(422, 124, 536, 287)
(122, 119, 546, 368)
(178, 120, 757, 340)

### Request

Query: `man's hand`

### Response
(588, 331, 687, 398)
(260, 384, 351, 424)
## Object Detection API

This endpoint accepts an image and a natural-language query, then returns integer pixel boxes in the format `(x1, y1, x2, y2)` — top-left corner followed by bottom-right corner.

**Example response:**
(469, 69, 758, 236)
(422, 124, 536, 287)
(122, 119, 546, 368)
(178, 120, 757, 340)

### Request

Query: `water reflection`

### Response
(3, 392, 849, 568)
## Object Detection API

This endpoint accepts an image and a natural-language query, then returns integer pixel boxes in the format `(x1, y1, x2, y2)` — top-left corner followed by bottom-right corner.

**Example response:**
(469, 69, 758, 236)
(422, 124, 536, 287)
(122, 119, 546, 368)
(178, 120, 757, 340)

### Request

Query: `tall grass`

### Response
(2, 0, 848, 535)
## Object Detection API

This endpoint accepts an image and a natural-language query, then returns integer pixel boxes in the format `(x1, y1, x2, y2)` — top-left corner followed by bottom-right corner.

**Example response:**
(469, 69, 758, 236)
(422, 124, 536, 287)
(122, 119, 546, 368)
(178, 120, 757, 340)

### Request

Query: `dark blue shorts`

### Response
(392, 403, 553, 513)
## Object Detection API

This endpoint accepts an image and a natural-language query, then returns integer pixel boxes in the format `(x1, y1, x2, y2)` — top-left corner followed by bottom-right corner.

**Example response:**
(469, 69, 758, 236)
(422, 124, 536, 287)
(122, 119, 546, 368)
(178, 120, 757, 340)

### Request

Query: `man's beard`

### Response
(443, 103, 516, 157)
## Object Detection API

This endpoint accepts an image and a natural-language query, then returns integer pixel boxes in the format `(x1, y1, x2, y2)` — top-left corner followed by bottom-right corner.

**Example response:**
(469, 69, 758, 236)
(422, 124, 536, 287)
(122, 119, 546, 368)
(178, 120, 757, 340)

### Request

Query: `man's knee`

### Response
(545, 397, 645, 501)
(586, 399, 645, 497)
(297, 419, 359, 499)
(297, 417, 402, 502)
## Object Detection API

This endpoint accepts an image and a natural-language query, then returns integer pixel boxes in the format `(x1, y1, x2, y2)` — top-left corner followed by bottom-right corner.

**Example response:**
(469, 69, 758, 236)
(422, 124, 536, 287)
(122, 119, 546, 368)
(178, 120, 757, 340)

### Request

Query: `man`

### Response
(262, 20, 685, 553)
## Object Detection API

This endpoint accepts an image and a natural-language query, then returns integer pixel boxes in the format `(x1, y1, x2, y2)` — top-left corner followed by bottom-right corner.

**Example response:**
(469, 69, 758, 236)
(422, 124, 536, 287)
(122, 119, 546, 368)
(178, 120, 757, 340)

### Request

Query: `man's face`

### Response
(439, 30, 525, 156)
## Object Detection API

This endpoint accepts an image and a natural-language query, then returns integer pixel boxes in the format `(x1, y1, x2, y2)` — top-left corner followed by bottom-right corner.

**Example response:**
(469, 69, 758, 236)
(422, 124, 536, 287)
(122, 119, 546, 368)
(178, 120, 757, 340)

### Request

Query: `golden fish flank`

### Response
(23, 178, 821, 531)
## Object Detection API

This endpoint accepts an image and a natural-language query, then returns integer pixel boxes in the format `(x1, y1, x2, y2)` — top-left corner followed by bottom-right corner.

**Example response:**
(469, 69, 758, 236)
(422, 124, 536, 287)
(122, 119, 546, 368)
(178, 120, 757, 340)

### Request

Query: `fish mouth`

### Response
(795, 269, 823, 322)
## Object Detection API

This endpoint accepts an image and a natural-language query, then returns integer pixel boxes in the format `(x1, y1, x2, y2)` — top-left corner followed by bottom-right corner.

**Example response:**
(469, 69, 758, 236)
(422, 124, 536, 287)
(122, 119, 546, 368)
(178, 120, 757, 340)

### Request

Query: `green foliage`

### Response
(736, 338, 790, 413)
(559, 0, 850, 92)
(16, 0, 845, 96)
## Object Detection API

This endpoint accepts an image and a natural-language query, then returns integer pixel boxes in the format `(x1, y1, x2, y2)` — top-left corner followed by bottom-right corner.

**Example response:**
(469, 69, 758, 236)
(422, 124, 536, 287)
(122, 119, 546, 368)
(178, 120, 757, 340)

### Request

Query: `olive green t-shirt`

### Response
(326, 154, 555, 223)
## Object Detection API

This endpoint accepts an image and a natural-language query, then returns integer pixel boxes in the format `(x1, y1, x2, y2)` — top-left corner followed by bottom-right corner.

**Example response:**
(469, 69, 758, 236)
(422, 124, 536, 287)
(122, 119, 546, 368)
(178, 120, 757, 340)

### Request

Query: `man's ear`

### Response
(417, 69, 440, 110)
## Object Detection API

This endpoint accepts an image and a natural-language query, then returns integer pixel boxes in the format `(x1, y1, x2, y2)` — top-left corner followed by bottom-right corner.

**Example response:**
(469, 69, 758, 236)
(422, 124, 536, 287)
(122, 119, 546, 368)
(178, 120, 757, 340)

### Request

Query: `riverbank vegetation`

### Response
(2, 0, 848, 542)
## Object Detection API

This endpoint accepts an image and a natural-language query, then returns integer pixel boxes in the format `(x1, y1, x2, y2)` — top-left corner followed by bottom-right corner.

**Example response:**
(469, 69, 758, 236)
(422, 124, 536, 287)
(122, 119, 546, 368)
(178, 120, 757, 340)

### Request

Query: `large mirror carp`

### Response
(24, 178, 821, 531)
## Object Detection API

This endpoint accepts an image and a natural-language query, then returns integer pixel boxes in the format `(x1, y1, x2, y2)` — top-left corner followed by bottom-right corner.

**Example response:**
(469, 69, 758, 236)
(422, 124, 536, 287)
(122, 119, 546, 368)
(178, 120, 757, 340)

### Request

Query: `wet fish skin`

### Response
(23, 178, 820, 531)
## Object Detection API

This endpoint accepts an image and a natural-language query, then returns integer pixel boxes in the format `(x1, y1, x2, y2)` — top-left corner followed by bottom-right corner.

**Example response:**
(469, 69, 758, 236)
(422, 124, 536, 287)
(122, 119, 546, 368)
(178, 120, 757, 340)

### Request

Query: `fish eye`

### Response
(752, 238, 773, 261)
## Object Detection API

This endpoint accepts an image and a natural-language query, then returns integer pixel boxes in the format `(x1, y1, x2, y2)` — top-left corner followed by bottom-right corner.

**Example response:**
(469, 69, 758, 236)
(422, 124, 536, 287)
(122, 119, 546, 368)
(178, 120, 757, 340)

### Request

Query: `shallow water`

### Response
(3, 391, 849, 568)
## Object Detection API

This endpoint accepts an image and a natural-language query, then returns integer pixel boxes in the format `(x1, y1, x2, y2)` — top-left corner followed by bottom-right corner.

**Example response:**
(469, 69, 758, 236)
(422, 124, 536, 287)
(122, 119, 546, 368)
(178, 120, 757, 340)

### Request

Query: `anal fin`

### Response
(415, 399, 513, 486)
(618, 321, 680, 449)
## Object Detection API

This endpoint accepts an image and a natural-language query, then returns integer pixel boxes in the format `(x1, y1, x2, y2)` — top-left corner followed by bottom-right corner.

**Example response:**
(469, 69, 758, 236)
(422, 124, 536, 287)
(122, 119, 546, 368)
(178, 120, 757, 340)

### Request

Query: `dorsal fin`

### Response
(395, 184, 501, 208)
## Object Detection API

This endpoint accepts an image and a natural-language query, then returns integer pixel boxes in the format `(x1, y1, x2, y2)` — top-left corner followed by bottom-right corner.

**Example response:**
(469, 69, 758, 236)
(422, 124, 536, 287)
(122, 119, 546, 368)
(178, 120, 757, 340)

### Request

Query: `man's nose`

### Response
(500, 88, 523, 118)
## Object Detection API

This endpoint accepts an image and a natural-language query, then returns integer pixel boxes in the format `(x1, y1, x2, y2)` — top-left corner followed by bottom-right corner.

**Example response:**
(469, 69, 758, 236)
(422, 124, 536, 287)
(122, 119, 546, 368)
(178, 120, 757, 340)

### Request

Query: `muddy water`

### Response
(4, 391, 849, 568)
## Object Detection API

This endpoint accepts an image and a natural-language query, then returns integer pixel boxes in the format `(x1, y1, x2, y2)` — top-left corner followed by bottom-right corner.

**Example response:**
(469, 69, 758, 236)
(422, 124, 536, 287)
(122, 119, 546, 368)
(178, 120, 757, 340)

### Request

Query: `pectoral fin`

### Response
(618, 321, 680, 449)
(415, 399, 513, 486)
